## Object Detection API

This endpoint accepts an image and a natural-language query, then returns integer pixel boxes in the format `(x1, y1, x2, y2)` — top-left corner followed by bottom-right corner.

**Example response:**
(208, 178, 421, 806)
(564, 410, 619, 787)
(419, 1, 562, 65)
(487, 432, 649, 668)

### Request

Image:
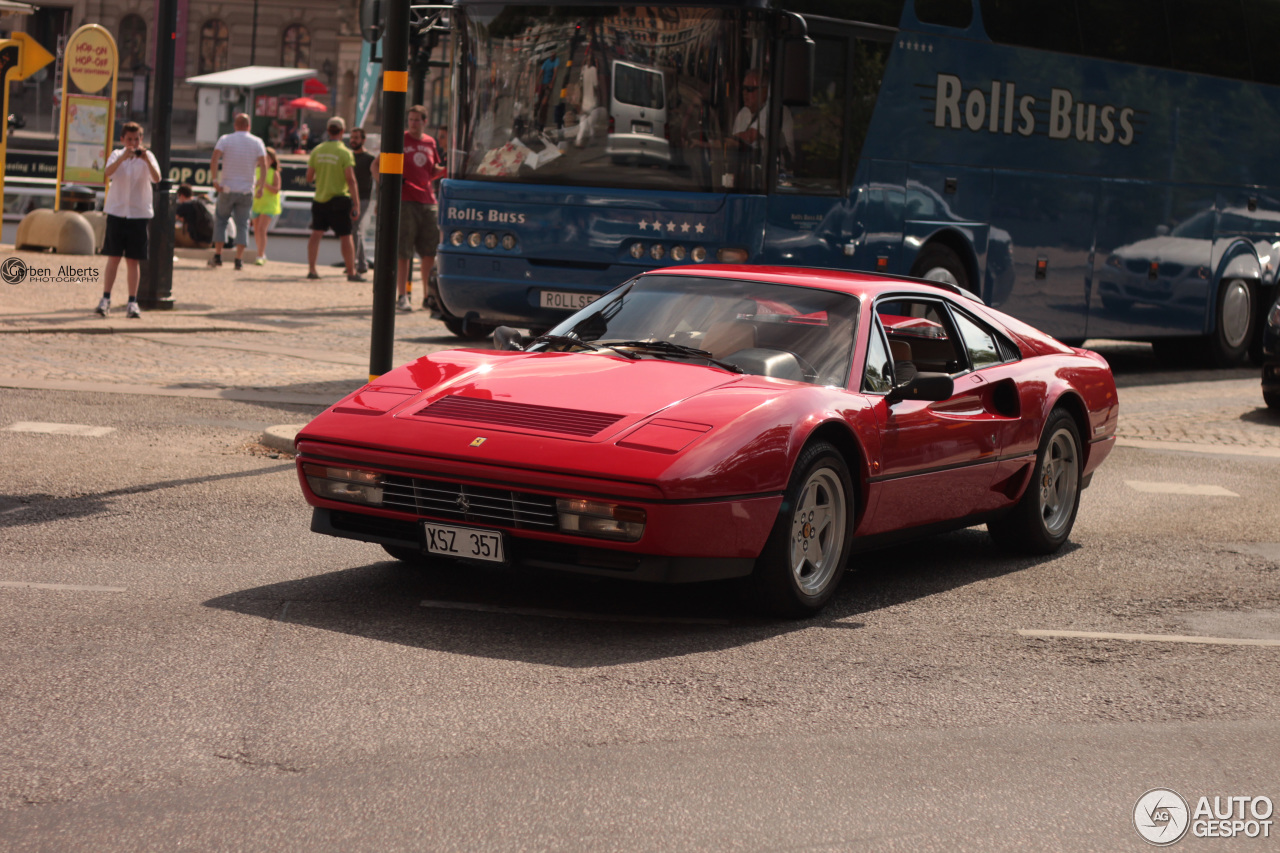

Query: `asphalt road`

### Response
(1, 354, 1278, 850)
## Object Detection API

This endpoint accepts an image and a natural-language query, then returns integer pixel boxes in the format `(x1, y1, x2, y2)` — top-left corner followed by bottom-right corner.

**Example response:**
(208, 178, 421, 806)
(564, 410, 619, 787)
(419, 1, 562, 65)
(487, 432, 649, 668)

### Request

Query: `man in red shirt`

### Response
(373, 105, 447, 312)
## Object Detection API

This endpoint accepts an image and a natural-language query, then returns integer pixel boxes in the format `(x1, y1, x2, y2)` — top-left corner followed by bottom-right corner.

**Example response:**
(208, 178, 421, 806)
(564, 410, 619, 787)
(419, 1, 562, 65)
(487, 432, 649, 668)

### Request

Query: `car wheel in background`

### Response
(988, 408, 1082, 554)
(1204, 277, 1256, 367)
(749, 441, 854, 618)
(443, 312, 498, 340)
(911, 244, 972, 296)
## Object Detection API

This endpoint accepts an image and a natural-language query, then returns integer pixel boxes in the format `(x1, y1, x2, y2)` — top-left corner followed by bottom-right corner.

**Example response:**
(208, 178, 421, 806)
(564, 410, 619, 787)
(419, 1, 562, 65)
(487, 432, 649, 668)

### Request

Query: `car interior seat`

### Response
(701, 320, 757, 360)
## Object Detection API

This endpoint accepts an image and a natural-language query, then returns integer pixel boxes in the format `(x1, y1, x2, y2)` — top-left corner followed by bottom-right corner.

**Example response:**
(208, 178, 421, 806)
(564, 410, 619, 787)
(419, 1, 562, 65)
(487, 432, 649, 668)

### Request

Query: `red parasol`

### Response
(287, 96, 328, 112)
(302, 78, 329, 96)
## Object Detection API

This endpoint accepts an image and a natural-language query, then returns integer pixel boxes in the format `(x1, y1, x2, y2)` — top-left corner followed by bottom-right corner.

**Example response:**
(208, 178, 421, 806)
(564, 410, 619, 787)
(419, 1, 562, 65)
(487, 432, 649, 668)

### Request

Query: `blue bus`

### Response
(437, 0, 1280, 365)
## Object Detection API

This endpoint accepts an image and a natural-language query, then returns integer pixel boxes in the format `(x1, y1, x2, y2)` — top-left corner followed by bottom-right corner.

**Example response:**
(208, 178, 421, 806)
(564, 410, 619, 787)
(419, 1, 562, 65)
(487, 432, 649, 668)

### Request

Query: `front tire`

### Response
(988, 409, 1082, 554)
(749, 441, 854, 618)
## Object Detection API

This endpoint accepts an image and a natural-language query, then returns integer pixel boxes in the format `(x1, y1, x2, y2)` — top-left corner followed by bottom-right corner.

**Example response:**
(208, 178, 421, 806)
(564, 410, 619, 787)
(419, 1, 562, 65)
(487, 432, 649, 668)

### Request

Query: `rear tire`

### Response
(911, 244, 972, 296)
(988, 409, 1082, 555)
(749, 441, 854, 618)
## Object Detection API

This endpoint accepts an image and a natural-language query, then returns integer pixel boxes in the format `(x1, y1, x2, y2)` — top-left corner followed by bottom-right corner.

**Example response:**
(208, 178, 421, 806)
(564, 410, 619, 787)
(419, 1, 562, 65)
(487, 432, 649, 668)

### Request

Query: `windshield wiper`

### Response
(529, 335, 639, 359)
(529, 334, 601, 352)
(605, 340, 744, 373)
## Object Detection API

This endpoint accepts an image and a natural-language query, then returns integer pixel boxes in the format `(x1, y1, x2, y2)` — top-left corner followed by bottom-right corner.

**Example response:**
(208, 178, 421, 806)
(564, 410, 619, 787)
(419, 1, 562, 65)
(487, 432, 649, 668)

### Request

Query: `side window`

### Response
(876, 298, 964, 374)
(951, 308, 1021, 369)
(863, 318, 893, 393)
(952, 311, 1002, 370)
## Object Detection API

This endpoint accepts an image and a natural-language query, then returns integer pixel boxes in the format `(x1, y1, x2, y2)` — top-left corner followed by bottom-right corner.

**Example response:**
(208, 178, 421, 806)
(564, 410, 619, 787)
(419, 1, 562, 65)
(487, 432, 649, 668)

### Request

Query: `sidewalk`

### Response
(0, 246, 484, 421)
(0, 248, 380, 335)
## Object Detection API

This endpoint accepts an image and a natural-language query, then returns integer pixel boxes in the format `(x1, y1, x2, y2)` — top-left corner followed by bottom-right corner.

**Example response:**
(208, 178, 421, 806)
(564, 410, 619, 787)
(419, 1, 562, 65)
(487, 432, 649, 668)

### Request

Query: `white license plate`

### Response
(632, 122, 652, 134)
(422, 522, 506, 563)
(539, 290, 598, 310)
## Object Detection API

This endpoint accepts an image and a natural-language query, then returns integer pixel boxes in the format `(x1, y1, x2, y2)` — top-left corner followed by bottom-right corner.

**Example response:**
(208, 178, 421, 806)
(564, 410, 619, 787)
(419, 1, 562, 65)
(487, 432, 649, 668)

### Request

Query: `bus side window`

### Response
(778, 35, 846, 195)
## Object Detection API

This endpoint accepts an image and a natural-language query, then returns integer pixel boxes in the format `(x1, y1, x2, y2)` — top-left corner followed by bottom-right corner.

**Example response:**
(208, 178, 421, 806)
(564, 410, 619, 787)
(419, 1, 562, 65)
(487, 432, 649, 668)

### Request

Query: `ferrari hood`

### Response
(397, 351, 741, 440)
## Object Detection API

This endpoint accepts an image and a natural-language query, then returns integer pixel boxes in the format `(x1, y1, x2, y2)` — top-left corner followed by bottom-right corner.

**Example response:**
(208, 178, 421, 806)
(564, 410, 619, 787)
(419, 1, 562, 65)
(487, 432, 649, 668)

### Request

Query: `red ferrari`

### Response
(296, 267, 1119, 616)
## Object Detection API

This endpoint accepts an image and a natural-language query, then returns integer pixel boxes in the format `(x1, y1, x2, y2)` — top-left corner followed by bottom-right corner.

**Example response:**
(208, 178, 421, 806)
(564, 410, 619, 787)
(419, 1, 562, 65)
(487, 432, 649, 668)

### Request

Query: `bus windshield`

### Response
(455, 5, 774, 193)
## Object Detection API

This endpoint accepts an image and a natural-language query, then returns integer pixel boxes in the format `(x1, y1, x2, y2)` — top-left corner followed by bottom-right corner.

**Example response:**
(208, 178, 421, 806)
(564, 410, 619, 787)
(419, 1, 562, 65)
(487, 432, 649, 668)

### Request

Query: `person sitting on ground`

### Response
(174, 184, 214, 249)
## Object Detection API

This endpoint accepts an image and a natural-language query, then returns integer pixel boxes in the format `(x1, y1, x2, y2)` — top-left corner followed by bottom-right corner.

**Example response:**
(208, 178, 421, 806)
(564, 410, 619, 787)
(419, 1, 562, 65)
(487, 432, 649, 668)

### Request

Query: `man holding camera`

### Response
(96, 121, 161, 318)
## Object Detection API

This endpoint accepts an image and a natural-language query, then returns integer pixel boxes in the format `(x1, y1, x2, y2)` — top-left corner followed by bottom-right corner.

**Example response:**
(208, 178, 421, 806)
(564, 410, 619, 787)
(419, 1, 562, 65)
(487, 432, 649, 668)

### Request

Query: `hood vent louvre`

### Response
(417, 396, 624, 437)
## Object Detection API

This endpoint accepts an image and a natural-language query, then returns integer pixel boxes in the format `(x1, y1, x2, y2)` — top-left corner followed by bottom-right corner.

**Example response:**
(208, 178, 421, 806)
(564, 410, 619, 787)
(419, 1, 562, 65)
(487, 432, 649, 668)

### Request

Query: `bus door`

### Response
(762, 22, 892, 269)
(988, 171, 1095, 341)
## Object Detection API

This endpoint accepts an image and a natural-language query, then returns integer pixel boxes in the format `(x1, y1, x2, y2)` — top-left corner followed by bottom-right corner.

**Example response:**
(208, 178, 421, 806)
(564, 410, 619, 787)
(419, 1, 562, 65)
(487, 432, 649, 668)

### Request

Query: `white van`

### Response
(606, 60, 670, 164)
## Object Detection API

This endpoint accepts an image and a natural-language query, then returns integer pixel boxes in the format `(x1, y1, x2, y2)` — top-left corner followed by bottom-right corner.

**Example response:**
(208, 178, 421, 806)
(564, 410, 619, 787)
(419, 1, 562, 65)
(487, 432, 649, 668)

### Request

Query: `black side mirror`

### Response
(886, 372, 954, 404)
(780, 13, 813, 107)
(493, 326, 526, 351)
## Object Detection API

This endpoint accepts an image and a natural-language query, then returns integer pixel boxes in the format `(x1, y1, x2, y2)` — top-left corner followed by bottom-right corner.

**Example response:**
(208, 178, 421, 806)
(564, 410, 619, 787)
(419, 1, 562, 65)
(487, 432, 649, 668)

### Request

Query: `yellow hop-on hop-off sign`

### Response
(66, 26, 116, 94)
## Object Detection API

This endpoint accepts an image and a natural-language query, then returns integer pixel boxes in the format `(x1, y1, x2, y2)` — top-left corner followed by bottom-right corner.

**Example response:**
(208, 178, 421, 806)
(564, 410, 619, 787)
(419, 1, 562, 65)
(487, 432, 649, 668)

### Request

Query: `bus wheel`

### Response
(1205, 278, 1256, 367)
(911, 245, 971, 295)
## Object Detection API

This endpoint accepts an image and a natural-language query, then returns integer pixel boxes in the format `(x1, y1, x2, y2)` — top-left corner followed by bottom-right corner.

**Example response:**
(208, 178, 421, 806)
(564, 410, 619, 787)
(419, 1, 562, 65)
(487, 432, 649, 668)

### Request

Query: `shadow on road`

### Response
(202, 527, 1051, 667)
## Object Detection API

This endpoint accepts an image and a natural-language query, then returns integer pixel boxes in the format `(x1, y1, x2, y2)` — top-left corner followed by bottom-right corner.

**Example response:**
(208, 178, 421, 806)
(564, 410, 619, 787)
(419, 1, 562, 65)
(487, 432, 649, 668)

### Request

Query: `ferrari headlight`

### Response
(556, 498, 645, 542)
(304, 464, 384, 506)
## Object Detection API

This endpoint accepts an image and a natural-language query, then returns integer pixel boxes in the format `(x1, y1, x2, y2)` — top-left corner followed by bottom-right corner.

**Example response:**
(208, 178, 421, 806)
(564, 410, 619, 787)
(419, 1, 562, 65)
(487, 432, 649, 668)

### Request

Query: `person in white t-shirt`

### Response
(208, 113, 268, 271)
(96, 121, 161, 318)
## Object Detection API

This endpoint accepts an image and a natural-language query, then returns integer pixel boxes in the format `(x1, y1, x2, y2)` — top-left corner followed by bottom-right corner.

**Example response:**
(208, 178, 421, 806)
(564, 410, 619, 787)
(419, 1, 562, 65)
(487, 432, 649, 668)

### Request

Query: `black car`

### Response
(1264, 290, 1280, 410)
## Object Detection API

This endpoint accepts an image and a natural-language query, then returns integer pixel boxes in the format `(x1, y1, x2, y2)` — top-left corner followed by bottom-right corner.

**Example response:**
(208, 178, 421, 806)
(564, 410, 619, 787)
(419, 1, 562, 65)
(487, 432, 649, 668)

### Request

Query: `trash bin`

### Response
(59, 185, 97, 212)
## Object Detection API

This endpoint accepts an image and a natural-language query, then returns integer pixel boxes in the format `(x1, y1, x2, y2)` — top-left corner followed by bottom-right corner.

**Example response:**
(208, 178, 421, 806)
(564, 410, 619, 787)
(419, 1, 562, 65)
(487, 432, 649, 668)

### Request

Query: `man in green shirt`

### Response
(305, 117, 363, 281)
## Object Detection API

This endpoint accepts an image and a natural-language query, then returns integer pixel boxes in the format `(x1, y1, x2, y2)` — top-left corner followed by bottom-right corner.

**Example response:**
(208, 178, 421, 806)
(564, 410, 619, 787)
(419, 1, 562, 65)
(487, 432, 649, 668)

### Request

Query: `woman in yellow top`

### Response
(252, 147, 283, 265)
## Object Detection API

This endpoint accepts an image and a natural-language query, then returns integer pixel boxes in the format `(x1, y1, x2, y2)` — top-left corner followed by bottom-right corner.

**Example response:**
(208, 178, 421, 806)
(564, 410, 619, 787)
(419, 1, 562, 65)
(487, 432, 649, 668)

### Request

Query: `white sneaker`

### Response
(95, 297, 110, 316)
(126, 301, 142, 318)
(396, 294, 413, 312)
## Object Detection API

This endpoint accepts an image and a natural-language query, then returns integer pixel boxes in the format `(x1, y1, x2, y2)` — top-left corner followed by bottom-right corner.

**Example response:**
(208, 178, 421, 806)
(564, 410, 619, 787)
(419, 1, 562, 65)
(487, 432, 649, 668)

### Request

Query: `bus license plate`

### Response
(539, 290, 598, 310)
(422, 522, 506, 563)
(632, 122, 652, 134)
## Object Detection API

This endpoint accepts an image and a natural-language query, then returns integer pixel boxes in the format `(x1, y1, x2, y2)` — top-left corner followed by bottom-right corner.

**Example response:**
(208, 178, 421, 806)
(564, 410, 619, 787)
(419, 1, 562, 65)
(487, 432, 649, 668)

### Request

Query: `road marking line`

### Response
(1019, 629, 1280, 647)
(1124, 480, 1239, 496)
(420, 599, 729, 625)
(1116, 438, 1280, 459)
(0, 581, 127, 592)
(5, 421, 115, 437)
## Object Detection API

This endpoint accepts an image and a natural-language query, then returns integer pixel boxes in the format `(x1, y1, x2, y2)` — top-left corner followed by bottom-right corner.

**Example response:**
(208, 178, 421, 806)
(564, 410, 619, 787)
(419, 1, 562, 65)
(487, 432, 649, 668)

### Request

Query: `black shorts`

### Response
(310, 196, 354, 237)
(102, 215, 149, 260)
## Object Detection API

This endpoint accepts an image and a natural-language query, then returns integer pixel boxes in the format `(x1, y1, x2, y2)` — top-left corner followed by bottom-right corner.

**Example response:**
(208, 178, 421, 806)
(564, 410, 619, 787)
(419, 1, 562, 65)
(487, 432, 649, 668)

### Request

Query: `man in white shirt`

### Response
(208, 113, 267, 271)
(96, 121, 161, 318)
(731, 70, 794, 159)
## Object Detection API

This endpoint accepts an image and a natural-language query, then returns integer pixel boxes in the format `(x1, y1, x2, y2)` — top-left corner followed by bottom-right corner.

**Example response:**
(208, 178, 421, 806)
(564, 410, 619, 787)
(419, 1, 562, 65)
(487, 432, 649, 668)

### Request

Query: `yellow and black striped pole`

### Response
(369, 0, 410, 381)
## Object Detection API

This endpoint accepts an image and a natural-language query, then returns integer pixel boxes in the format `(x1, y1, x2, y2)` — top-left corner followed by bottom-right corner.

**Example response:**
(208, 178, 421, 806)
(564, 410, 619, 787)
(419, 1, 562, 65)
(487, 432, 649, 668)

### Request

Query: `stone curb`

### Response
(261, 424, 303, 454)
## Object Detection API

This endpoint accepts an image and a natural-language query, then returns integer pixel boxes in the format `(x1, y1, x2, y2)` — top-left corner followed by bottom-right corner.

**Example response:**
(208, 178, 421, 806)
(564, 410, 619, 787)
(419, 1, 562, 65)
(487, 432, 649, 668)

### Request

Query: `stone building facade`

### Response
(4, 0, 369, 143)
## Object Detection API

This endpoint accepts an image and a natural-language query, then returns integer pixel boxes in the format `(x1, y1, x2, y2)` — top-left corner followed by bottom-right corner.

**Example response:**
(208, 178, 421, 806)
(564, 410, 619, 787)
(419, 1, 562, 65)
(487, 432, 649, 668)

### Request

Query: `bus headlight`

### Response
(468, 232, 483, 248)
(630, 242, 646, 259)
(501, 234, 517, 250)
(649, 244, 666, 261)
(691, 246, 707, 262)
(556, 498, 646, 542)
(483, 232, 498, 249)
(717, 248, 749, 263)
(303, 464, 384, 506)
(670, 245, 687, 262)
(450, 230, 465, 246)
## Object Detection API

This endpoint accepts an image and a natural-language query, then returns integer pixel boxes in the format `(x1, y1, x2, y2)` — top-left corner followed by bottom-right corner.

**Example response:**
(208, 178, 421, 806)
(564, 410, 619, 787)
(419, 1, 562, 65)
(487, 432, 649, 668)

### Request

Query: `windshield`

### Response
(455, 5, 774, 193)
(539, 274, 859, 386)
